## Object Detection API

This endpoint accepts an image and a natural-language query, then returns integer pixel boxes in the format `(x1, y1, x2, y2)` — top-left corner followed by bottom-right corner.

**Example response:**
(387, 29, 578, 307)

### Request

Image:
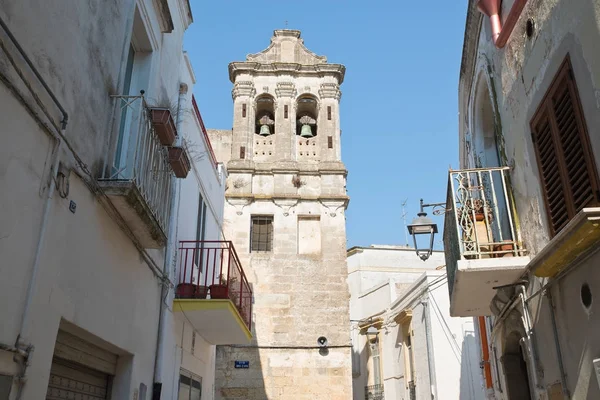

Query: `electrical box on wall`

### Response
(593, 358, 600, 390)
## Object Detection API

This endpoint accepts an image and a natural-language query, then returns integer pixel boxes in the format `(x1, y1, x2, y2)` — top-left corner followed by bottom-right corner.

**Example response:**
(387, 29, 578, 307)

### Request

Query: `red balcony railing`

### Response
(176, 240, 252, 331)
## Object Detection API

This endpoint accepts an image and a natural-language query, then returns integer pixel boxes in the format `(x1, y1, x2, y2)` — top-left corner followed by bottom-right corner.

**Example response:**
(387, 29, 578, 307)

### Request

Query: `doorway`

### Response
(501, 331, 532, 400)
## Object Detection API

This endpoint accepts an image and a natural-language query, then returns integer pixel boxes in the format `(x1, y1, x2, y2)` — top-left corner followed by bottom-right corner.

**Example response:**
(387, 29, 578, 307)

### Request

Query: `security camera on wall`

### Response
(317, 336, 328, 348)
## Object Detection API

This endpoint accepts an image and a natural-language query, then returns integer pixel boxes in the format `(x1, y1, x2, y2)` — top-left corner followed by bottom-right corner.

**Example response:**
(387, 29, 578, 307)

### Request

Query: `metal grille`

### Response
(365, 384, 384, 400)
(251, 216, 273, 252)
(99, 94, 173, 235)
(46, 360, 108, 400)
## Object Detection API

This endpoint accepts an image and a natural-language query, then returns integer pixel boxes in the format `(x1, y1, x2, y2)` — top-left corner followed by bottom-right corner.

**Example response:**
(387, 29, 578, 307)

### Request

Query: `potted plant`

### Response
(150, 108, 177, 146)
(494, 240, 515, 258)
(176, 283, 209, 299)
(209, 275, 229, 299)
(168, 146, 191, 178)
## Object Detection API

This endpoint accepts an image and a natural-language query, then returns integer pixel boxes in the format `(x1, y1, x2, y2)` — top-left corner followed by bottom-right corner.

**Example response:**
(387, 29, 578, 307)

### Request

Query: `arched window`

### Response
(255, 95, 275, 136)
(296, 95, 318, 138)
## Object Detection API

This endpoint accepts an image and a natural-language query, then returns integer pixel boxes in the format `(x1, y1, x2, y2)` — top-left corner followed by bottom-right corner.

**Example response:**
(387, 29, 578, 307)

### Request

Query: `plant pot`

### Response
(168, 146, 191, 178)
(176, 283, 208, 299)
(209, 284, 229, 299)
(494, 241, 515, 258)
(150, 108, 177, 146)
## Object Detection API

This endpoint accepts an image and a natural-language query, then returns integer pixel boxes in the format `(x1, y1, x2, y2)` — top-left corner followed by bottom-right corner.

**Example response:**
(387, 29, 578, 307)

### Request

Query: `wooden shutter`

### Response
(531, 56, 600, 236)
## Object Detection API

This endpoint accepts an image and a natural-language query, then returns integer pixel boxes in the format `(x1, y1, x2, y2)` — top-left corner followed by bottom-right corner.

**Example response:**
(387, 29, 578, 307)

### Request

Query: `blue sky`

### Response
(185, 1, 468, 249)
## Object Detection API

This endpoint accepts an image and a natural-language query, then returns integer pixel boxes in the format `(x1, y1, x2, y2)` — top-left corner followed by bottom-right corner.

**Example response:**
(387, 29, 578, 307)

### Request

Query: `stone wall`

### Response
(210, 29, 353, 399)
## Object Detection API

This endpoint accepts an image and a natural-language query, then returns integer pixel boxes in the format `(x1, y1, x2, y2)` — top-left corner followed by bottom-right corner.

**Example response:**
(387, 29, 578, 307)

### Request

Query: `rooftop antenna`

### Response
(401, 199, 409, 246)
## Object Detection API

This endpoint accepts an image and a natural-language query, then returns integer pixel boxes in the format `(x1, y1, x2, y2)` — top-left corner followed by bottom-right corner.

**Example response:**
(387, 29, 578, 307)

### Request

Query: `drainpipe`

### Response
(516, 285, 542, 396)
(153, 83, 188, 397)
(421, 300, 438, 400)
(477, 317, 494, 396)
(476, 0, 529, 48)
(546, 290, 570, 399)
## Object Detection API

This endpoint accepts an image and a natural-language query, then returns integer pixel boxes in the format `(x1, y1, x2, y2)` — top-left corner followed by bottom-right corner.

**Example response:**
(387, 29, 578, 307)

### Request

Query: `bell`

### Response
(300, 124, 313, 138)
(259, 124, 271, 136)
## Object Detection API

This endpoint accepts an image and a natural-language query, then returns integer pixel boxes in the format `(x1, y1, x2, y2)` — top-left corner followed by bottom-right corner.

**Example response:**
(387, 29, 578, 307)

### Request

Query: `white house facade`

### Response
(0, 1, 250, 399)
(349, 246, 484, 400)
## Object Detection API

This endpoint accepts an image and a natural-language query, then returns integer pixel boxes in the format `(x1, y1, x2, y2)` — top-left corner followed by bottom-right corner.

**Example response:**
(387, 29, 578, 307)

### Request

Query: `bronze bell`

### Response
(259, 124, 271, 136)
(300, 124, 313, 138)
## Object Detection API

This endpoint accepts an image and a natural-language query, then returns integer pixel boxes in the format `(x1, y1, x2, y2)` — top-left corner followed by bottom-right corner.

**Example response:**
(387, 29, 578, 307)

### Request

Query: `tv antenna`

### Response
(401, 199, 409, 246)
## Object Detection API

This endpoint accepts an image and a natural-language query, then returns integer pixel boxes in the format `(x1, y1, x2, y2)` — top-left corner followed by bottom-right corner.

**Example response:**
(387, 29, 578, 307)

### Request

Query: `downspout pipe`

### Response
(477, 317, 494, 394)
(153, 83, 188, 396)
(546, 290, 570, 398)
(421, 300, 438, 400)
(476, 0, 529, 48)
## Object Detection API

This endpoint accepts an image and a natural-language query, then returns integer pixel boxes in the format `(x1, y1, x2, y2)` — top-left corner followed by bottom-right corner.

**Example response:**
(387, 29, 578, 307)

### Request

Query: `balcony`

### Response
(443, 167, 530, 317)
(173, 241, 253, 344)
(365, 384, 384, 400)
(530, 207, 600, 277)
(98, 94, 173, 248)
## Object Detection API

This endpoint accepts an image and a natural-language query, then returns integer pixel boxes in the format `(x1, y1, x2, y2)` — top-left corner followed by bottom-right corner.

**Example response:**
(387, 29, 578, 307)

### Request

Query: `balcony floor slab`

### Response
(98, 180, 167, 249)
(173, 299, 252, 345)
(450, 256, 530, 317)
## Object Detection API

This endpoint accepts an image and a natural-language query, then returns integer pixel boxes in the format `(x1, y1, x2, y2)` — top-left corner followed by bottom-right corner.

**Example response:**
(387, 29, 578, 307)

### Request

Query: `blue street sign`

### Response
(235, 361, 250, 369)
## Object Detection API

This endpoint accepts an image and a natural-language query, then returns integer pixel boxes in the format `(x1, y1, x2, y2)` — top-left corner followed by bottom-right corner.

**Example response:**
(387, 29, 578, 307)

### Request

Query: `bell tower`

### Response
(209, 29, 351, 400)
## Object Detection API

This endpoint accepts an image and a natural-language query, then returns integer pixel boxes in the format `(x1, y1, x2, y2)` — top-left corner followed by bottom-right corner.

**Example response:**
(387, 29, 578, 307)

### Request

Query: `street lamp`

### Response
(365, 326, 378, 340)
(407, 199, 443, 261)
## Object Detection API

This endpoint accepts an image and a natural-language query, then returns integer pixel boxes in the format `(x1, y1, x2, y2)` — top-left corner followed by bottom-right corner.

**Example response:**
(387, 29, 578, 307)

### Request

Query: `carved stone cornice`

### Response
(319, 83, 342, 100)
(228, 62, 346, 84)
(231, 81, 256, 99)
(275, 82, 297, 98)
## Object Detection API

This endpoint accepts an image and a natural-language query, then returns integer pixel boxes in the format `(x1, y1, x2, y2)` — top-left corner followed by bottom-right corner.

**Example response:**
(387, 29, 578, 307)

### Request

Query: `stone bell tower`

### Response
(208, 29, 351, 400)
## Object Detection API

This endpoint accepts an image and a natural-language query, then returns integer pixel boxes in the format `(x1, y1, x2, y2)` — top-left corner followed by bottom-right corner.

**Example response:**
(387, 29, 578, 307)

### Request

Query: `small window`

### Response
(178, 371, 202, 400)
(251, 216, 273, 252)
(284, 105, 289, 119)
(327, 106, 332, 120)
(242, 103, 246, 118)
(194, 194, 207, 269)
(530, 56, 600, 236)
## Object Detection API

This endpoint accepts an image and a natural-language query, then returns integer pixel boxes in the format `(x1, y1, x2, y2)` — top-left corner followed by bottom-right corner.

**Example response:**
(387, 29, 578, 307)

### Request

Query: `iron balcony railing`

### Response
(365, 384, 384, 400)
(100, 93, 173, 234)
(443, 167, 527, 295)
(176, 241, 253, 332)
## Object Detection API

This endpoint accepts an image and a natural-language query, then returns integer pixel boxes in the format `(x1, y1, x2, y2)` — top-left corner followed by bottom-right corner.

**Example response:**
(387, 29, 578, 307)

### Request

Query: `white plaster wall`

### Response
(0, 0, 196, 398)
(158, 51, 227, 400)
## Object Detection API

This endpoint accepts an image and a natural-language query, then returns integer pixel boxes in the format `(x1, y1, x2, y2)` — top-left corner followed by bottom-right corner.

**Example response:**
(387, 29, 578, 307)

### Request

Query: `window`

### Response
(194, 193, 207, 269)
(327, 106, 332, 120)
(242, 103, 246, 118)
(250, 216, 273, 252)
(531, 56, 600, 236)
(369, 337, 382, 386)
(178, 371, 202, 400)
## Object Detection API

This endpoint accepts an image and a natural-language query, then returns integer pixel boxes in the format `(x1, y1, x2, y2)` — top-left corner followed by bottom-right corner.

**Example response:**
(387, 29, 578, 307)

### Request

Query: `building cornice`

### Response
(226, 160, 347, 177)
(460, 0, 483, 96)
(229, 62, 346, 85)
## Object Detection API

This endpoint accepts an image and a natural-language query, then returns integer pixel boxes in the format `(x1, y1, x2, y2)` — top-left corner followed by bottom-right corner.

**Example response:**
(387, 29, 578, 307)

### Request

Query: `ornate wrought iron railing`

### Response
(365, 384, 384, 400)
(176, 241, 253, 332)
(443, 167, 527, 295)
(100, 93, 173, 234)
